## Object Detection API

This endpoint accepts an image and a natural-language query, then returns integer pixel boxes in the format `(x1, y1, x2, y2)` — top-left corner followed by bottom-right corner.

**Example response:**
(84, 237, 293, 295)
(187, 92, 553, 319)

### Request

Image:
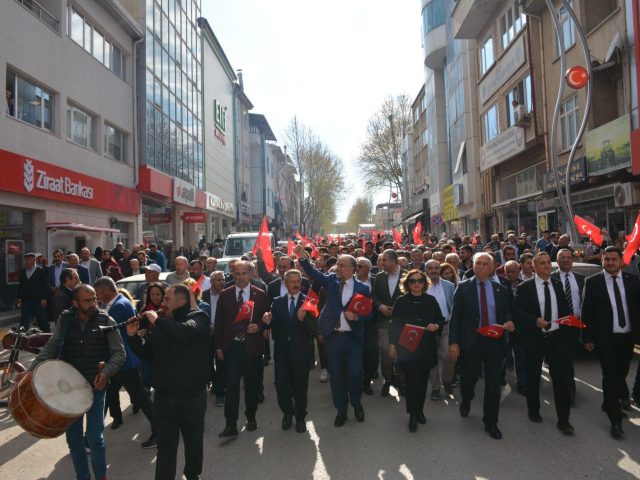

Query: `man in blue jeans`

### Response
(29, 284, 125, 480)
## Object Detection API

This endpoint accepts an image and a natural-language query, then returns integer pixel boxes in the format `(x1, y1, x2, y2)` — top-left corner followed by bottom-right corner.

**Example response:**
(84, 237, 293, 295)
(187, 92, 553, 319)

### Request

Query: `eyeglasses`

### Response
(407, 278, 426, 285)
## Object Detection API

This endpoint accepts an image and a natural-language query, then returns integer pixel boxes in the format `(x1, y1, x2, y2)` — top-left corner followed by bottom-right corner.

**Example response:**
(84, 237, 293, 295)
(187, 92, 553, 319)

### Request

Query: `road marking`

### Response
(399, 464, 414, 480)
(306, 420, 329, 480)
(255, 436, 263, 455)
(617, 449, 640, 479)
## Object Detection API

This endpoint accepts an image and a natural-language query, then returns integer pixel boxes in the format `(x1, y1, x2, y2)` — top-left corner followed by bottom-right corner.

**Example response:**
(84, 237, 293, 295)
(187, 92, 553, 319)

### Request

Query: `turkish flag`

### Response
(235, 300, 255, 323)
(475, 324, 505, 339)
(392, 227, 402, 246)
(412, 221, 423, 245)
(315, 234, 320, 244)
(398, 323, 425, 352)
(554, 315, 586, 329)
(623, 211, 640, 265)
(287, 240, 294, 256)
(346, 293, 373, 316)
(309, 242, 320, 260)
(372, 228, 378, 241)
(252, 216, 275, 272)
(471, 232, 478, 246)
(191, 274, 205, 295)
(573, 215, 603, 247)
(301, 289, 320, 317)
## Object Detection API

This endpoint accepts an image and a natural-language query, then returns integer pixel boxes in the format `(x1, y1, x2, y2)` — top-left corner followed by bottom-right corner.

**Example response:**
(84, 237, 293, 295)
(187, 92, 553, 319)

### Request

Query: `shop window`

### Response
(105, 123, 125, 162)
(482, 104, 499, 144)
(555, 1, 576, 56)
(500, 1, 527, 50)
(67, 104, 95, 149)
(559, 95, 579, 150)
(479, 36, 494, 76)
(6, 70, 54, 132)
(506, 75, 532, 127)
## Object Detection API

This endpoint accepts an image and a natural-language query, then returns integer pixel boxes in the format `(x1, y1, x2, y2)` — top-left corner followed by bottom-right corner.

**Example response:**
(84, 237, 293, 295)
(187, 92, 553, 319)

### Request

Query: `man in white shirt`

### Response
(425, 259, 455, 400)
(204, 271, 225, 406)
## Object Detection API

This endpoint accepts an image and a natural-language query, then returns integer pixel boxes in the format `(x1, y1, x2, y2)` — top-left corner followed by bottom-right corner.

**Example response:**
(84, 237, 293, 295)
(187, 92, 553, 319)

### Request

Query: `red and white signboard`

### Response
(0, 149, 140, 214)
(181, 212, 206, 223)
(6, 240, 24, 284)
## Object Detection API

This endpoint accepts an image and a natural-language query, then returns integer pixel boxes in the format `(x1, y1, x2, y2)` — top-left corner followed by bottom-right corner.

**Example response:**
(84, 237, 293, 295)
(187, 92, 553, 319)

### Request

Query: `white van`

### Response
(222, 232, 275, 259)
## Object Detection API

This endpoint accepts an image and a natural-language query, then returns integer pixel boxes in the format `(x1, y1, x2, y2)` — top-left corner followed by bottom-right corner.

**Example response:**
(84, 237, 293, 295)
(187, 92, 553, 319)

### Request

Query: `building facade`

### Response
(249, 113, 277, 229)
(0, 0, 142, 311)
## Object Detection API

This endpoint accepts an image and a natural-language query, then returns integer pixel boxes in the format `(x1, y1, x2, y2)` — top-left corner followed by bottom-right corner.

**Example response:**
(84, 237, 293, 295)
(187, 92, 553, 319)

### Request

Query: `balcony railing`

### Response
(15, 0, 59, 32)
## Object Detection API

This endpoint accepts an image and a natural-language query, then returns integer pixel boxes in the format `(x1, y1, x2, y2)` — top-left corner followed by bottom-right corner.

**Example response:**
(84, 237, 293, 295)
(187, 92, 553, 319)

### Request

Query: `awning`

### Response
(400, 211, 424, 225)
(46, 223, 121, 233)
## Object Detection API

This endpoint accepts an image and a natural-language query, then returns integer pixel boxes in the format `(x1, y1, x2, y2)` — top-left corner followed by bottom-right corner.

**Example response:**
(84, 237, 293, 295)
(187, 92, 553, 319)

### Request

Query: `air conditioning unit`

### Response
(514, 104, 530, 127)
(613, 183, 639, 207)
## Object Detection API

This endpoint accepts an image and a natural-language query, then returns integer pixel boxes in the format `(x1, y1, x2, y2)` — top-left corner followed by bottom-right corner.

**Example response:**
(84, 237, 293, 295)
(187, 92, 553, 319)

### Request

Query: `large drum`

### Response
(10, 360, 93, 438)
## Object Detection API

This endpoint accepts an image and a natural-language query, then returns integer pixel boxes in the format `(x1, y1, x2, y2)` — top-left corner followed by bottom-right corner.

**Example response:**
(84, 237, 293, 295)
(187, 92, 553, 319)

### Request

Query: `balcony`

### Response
(422, 0, 447, 69)
(15, 0, 59, 32)
(451, 0, 500, 39)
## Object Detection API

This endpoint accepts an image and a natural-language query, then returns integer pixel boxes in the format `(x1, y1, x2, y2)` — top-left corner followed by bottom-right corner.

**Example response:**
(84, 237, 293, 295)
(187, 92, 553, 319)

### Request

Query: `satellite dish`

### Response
(605, 32, 621, 63)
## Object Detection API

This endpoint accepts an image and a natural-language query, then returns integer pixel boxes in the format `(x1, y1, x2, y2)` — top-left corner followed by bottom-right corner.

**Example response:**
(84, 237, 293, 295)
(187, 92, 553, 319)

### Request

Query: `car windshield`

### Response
(225, 238, 257, 256)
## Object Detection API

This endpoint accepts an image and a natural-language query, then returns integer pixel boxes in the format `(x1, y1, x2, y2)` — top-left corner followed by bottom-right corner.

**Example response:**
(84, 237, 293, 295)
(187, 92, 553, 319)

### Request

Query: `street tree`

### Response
(346, 197, 373, 233)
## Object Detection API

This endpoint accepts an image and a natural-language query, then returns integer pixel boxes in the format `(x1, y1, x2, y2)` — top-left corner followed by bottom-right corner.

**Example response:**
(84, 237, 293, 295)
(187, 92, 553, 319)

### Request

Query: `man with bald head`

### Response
(67, 253, 90, 284)
(167, 256, 190, 285)
(79, 247, 102, 284)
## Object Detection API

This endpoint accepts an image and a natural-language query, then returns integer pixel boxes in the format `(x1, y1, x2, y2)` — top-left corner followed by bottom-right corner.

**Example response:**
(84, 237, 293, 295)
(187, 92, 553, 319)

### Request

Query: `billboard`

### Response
(585, 114, 631, 176)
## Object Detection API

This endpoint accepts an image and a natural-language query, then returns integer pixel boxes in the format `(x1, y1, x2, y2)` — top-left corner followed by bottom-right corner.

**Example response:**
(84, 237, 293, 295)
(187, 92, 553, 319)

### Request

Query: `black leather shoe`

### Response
(282, 414, 292, 431)
(528, 412, 543, 423)
(111, 419, 123, 430)
(334, 414, 347, 427)
(409, 413, 418, 432)
(363, 383, 374, 395)
(381, 381, 391, 397)
(459, 401, 470, 418)
(611, 421, 624, 439)
(246, 419, 258, 431)
(354, 404, 365, 422)
(218, 424, 238, 438)
(417, 411, 426, 424)
(257, 392, 265, 404)
(485, 423, 502, 440)
(557, 422, 574, 435)
(296, 419, 307, 433)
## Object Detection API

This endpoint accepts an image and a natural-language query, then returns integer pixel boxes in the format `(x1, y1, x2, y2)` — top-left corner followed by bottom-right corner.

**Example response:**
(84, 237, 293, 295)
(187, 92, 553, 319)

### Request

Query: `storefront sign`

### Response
(206, 192, 235, 216)
(181, 212, 206, 223)
(173, 178, 196, 207)
(6, 240, 24, 284)
(442, 185, 459, 222)
(585, 114, 631, 176)
(542, 157, 587, 193)
(148, 213, 172, 225)
(480, 126, 526, 171)
(0, 149, 140, 214)
(479, 36, 526, 105)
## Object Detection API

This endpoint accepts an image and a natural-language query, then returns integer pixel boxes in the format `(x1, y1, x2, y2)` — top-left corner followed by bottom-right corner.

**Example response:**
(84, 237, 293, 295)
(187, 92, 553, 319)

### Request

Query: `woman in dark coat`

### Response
(389, 269, 444, 432)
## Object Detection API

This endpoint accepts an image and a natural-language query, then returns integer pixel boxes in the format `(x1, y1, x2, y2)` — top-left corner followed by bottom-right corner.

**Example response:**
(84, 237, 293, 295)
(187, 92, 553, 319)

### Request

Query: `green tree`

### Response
(346, 197, 373, 233)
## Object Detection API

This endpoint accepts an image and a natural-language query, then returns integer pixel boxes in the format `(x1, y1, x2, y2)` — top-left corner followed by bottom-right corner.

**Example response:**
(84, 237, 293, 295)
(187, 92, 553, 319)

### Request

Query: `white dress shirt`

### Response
(280, 280, 288, 298)
(560, 271, 581, 317)
(427, 280, 449, 320)
(209, 292, 220, 326)
(235, 285, 251, 303)
(535, 276, 559, 332)
(604, 271, 631, 334)
(25, 266, 36, 280)
(54, 262, 64, 288)
(336, 277, 354, 332)
(387, 268, 401, 297)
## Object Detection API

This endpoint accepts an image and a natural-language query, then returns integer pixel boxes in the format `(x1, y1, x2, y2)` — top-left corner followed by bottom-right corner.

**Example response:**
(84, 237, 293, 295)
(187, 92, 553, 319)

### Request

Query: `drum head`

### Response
(32, 360, 93, 416)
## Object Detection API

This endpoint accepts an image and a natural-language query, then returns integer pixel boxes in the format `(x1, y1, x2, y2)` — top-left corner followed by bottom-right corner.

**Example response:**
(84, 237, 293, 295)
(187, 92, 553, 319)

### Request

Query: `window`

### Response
(421, 0, 445, 36)
(6, 71, 54, 131)
(67, 7, 124, 79)
(67, 104, 95, 149)
(559, 96, 579, 150)
(500, 1, 527, 50)
(479, 36, 494, 76)
(105, 123, 125, 162)
(506, 75, 532, 126)
(482, 104, 499, 144)
(555, 1, 576, 55)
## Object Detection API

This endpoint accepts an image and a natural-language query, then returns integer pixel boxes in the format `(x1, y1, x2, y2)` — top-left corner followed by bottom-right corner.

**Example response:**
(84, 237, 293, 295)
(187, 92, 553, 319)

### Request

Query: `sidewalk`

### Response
(0, 310, 19, 330)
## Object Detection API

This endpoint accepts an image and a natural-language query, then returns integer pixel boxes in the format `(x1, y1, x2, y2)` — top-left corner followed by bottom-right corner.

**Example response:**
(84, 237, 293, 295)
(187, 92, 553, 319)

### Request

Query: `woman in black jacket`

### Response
(389, 269, 444, 432)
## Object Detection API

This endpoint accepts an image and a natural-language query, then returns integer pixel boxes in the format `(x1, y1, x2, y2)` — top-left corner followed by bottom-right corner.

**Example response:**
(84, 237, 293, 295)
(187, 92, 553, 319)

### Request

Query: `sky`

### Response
(202, 0, 425, 222)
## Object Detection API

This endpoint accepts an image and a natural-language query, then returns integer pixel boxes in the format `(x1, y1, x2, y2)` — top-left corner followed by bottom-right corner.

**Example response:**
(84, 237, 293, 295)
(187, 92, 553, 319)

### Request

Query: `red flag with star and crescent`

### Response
(287, 240, 294, 256)
(252, 216, 275, 272)
(346, 293, 373, 316)
(623, 212, 640, 265)
(573, 215, 603, 247)
(554, 315, 586, 329)
(412, 221, 423, 246)
(392, 227, 402, 246)
(475, 324, 505, 339)
(301, 289, 320, 317)
(235, 300, 255, 323)
(398, 323, 425, 352)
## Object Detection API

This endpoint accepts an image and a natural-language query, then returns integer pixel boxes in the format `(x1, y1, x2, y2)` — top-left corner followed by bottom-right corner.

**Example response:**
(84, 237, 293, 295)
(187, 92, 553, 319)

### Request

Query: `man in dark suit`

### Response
(371, 249, 406, 396)
(79, 247, 103, 284)
(47, 249, 69, 292)
(215, 260, 269, 437)
(67, 253, 91, 284)
(581, 246, 640, 438)
(296, 244, 372, 427)
(202, 271, 226, 406)
(16, 252, 51, 332)
(264, 269, 317, 433)
(449, 252, 515, 440)
(50, 268, 80, 322)
(266, 257, 311, 305)
(355, 257, 376, 395)
(513, 252, 576, 435)
(552, 247, 585, 404)
(409, 248, 426, 271)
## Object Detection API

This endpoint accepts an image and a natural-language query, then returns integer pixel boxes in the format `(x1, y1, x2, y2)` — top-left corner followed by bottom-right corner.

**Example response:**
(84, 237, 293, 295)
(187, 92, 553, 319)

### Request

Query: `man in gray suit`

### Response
(371, 249, 406, 397)
(79, 247, 103, 285)
(425, 259, 455, 400)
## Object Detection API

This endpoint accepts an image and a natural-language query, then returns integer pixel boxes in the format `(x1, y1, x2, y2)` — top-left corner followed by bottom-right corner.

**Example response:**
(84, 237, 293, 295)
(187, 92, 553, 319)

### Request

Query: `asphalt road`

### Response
(1, 345, 640, 480)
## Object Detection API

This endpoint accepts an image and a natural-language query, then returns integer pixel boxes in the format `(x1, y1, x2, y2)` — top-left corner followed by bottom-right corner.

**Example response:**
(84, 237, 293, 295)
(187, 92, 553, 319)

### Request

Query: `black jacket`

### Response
(129, 305, 210, 395)
(17, 266, 50, 302)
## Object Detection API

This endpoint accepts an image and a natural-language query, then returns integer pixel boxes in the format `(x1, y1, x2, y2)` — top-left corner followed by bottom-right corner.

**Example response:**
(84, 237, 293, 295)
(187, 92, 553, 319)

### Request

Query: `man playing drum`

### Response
(29, 284, 125, 480)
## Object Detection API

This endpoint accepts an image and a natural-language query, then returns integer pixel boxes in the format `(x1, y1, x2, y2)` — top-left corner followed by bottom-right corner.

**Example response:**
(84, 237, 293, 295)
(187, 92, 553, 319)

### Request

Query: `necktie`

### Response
(237, 289, 244, 306)
(479, 281, 489, 327)
(289, 296, 296, 320)
(543, 281, 552, 323)
(337, 281, 346, 329)
(611, 276, 627, 328)
(564, 274, 574, 314)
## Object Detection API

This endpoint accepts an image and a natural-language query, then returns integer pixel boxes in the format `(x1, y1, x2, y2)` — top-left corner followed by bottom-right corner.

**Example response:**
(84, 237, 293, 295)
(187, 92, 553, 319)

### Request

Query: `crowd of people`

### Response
(13, 227, 640, 480)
